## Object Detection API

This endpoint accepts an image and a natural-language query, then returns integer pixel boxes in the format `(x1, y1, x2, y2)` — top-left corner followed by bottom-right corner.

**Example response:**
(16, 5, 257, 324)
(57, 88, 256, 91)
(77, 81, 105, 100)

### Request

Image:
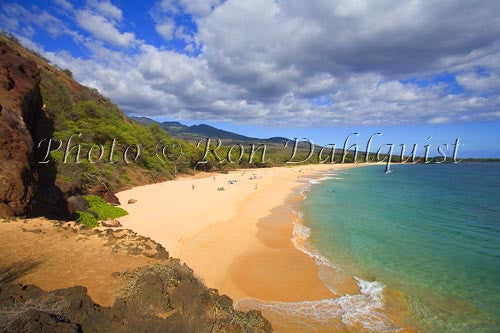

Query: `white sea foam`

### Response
(291, 215, 310, 245)
(237, 277, 399, 332)
(255, 176, 402, 332)
(291, 209, 343, 293)
(299, 186, 311, 199)
(308, 176, 338, 184)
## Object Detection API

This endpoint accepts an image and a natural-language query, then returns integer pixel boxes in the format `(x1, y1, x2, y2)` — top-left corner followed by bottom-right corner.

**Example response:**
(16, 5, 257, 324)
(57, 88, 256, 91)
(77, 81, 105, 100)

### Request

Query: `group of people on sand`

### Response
(190, 173, 260, 191)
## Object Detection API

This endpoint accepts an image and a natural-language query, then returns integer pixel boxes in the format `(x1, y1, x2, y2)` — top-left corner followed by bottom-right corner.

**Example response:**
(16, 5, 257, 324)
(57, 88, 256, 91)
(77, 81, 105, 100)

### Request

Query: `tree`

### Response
(62, 68, 73, 78)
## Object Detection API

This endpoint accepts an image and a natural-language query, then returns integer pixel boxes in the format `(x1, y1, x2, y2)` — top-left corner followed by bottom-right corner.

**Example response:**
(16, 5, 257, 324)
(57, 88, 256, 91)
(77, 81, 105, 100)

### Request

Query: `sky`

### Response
(1, 0, 499, 157)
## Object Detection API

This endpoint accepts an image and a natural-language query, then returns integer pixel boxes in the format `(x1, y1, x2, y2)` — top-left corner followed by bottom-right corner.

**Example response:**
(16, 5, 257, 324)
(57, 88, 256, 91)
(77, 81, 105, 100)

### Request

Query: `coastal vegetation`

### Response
(74, 195, 128, 228)
(83, 195, 128, 220)
(0, 31, 496, 214)
(74, 210, 100, 228)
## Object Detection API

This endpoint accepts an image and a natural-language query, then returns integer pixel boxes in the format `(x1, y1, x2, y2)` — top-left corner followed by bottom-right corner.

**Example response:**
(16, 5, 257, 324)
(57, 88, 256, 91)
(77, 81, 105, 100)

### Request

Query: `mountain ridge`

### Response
(130, 116, 289, 144)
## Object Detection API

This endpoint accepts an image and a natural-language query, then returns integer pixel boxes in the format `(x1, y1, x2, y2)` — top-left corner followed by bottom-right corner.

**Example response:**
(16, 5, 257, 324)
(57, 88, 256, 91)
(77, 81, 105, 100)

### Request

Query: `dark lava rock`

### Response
(54, 181, 83, 197)
(90, 184, 121, 205)
(0, 42, 42, 217)
(101, 219, 122, 227)
(114, 260, 273, 332)
(0, 41, 67, 219)
(66, 196, 89, 215)
(0, 261, 273, 333)
(102, 191, 120, 206)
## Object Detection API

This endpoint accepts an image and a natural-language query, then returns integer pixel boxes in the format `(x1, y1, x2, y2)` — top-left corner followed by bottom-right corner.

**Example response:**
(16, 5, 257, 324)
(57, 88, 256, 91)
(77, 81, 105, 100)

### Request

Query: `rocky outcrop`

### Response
(0, 39, 273, 332)
(0, 261, 273, 333)
(51, 220, 170, 260)
(102, 190, 120, 205)
(89, 184, 121, 206)
(66, 196, 89, 215)
(0, 42, 42, 217)
(0, 218, 273, 332)
(113, 261, 273, 332)
(101, 219, 122, 227)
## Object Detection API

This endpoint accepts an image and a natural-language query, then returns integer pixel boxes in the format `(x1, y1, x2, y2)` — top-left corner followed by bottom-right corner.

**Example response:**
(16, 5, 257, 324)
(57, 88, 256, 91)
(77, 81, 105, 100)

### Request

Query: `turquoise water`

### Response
(301, 163, 500, 332)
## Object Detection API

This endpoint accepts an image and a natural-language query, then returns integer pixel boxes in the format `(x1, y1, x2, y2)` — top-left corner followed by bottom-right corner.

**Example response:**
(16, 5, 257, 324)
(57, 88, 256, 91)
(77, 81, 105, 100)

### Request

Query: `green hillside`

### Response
(0, 33, 208, 192)
(0, 32, 332, 196)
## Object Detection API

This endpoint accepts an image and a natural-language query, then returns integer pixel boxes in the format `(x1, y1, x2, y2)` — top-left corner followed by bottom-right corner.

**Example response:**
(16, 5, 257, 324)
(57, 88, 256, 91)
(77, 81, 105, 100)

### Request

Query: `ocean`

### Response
(300, 163, 500, 332)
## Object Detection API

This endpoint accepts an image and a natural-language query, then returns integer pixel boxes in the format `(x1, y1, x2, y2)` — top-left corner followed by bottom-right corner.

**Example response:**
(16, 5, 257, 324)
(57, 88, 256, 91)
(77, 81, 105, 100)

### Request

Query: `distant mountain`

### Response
(0, 33, 215, 201)
(129, 116, 158, 125)
(130, 116, 289, 144)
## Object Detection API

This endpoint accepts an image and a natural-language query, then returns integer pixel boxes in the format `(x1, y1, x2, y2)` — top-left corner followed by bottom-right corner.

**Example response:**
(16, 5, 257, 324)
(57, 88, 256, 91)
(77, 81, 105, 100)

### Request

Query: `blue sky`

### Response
(1, 0, 499, 157)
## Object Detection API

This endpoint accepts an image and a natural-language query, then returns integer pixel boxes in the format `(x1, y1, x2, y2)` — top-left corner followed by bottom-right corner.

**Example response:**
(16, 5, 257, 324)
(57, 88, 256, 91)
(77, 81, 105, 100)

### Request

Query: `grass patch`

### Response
(75, 196, 128, 228)
(83, 195, 128, 220)
(75, 211, 99, 228)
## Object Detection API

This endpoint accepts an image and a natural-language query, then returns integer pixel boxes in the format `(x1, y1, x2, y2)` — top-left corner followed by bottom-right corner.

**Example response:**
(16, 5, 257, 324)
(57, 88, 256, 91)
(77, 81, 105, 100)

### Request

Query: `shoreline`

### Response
(116, 164, 355, 299)
(240, 167, 415, 332)
(115, 164, 413, 331)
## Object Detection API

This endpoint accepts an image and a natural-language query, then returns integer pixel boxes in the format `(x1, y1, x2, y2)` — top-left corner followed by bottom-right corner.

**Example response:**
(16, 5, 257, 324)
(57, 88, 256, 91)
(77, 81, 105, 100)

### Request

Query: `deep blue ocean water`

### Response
(301, 163, 500, 332)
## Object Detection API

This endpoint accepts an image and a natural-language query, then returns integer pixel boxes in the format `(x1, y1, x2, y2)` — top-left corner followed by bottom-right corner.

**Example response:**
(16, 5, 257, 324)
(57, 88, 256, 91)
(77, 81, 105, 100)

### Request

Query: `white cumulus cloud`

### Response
(88, 0, 123, 21)
(76, 10, 135, 47)
(2, 0, 500, 127)
(155, 19, 175, 40)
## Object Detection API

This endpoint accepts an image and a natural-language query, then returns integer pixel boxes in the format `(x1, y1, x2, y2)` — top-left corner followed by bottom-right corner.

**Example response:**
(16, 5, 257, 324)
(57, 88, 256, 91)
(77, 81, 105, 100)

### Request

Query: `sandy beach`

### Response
(116, 164, 359, 301)
(115, 164, 383, 330)
(116, 164, 417, 332)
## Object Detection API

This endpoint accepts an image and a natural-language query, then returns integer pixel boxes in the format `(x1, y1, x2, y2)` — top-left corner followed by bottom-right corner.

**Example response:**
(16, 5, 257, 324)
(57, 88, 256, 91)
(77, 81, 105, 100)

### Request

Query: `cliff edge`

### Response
(0, 41, 42, 217)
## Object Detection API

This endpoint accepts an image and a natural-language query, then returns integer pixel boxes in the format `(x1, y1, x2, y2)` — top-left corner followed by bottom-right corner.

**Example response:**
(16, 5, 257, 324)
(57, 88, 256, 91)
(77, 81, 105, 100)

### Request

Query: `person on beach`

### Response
(192, 184, 195, 190)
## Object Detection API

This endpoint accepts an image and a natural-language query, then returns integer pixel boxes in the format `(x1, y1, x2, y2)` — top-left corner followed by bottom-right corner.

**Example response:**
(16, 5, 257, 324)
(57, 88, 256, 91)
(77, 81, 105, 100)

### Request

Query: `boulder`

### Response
(128, 199, 137, 204)
(90, 184, 121, 205)
(101, 219, 122, 228)
(66, 195, 89, 214)
(55, 181, 83, 197)
(0, 260, 273, 332)
(103, 191, 120, 205)
(0, 42, 42, 217)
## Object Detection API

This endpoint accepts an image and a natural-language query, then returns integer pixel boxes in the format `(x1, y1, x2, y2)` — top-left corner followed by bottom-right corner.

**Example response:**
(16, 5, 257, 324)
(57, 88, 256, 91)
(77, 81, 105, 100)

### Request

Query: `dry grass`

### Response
(0, 294, 69, 333)
(115, 260, 202, 301)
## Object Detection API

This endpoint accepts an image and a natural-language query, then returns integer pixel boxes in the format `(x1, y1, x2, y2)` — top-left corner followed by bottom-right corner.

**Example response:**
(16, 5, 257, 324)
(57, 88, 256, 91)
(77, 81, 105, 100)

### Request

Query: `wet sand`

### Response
(116, 163, 416, 332)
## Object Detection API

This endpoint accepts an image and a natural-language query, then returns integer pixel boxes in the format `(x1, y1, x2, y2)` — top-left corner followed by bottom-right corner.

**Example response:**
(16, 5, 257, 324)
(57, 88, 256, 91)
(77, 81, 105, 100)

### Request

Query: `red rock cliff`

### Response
(0, 41, 42, 217)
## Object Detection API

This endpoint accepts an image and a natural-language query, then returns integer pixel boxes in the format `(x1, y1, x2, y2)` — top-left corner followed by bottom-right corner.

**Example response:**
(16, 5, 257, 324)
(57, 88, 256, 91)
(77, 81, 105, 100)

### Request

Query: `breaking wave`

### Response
(237, 170, 401, 332)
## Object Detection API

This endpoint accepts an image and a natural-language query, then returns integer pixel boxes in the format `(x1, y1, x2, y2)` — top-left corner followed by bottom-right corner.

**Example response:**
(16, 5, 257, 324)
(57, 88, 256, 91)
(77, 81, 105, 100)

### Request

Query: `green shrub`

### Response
(62, 68, 73, 77)
(83, 195, 128, 220)
(75, 210, 99, 228)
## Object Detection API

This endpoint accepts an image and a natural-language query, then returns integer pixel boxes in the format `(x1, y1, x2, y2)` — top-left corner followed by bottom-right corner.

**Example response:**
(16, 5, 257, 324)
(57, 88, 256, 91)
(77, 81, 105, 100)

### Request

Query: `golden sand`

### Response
(117, 163, 417, 332)
(116, 165, 357, 299)
(0, 219, 158, 306)
(0, 163, 415, 331)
